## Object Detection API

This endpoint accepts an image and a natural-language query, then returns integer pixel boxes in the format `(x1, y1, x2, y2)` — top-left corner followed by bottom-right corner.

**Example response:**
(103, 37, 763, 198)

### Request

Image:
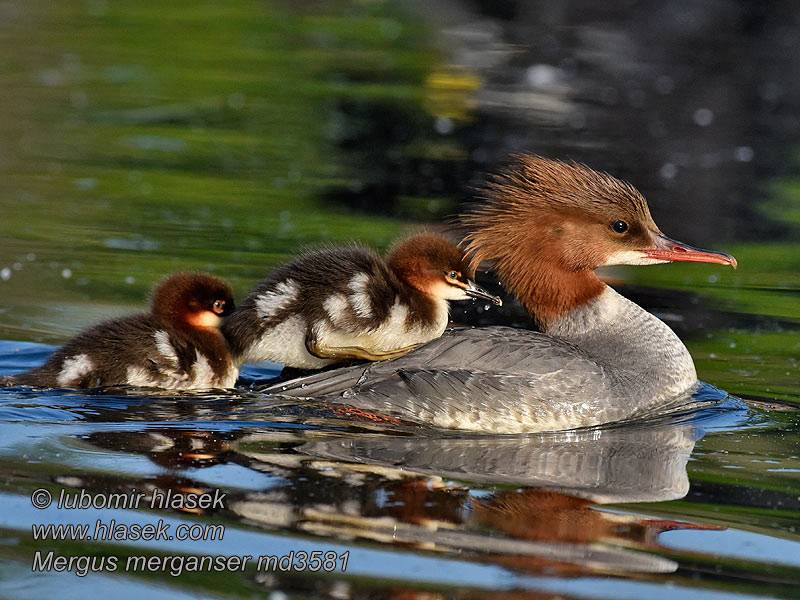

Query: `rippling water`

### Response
(1, 339, 797, 599)
(1, 1, 799, 598)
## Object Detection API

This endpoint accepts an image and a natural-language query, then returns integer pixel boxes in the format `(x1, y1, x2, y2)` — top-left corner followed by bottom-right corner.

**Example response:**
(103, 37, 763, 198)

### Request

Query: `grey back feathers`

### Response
(263, 287, 699, 433)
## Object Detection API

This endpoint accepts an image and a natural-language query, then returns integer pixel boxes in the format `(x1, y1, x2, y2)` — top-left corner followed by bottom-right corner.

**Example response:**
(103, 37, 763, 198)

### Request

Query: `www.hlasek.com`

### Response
(29, 487, 349, 577)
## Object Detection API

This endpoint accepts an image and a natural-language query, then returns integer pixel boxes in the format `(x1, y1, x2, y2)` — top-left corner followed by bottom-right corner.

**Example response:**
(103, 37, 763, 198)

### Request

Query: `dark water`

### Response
(1, 1, 799, 598)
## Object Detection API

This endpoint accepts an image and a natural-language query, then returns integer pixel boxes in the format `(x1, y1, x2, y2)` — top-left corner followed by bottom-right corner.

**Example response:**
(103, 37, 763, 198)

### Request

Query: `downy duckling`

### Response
(2, 273, 237, 390)
(222, 232, 501, 369)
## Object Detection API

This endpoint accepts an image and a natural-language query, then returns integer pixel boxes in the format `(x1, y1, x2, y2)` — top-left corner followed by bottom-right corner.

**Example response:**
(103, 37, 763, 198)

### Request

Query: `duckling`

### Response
(222, 232, 501, 369)
(1, 273, 238, 390)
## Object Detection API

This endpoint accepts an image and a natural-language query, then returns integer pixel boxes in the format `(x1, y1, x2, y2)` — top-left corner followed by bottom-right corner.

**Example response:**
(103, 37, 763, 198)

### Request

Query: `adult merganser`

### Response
(1, 273, 238, 390)
(222, 232, 501, 369)
(261, 156, 737, 433)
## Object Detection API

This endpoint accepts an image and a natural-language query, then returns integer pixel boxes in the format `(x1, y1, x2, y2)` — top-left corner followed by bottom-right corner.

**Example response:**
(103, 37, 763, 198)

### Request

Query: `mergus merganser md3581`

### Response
(1, 273, 238, 390)
(261, 156, 737, 433)
(222, 232, 501, 369)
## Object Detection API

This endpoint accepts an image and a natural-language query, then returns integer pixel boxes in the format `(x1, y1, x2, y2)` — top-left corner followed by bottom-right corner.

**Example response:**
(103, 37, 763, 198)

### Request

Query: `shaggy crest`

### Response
(460, 155, 657, 325)
(463, 155, 655, 268)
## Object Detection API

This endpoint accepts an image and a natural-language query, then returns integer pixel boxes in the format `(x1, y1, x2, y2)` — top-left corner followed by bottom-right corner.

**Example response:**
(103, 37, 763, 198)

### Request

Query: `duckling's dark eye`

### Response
(611, 220, 629, 234)
(446, 270, 459, 280)
(212, 300, 225, 313)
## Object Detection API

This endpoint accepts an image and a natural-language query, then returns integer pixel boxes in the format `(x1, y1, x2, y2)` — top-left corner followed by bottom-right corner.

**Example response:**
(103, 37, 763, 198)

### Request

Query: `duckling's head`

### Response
(151, 272, 235, 330)
(387, 233, 501, 305)
(462, 155, 736, 324)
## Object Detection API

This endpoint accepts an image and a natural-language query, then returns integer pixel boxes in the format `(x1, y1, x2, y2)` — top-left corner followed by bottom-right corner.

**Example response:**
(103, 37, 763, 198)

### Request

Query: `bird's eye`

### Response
(611, 220, 629, 234)
(212, 300, 225, 313)
(447, 271, 458, 280)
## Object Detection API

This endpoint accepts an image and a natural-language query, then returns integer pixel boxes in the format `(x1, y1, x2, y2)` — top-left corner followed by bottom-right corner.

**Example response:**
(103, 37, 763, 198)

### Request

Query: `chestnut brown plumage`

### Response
(462, 155, 660, 326)
(387, 232, 477, 299)
(151, 272, 235, 330)
(2, 272, 238, 390)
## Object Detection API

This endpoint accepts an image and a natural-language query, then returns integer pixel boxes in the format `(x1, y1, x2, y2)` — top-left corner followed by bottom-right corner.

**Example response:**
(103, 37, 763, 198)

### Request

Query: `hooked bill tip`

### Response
(647, 232, 738, 270)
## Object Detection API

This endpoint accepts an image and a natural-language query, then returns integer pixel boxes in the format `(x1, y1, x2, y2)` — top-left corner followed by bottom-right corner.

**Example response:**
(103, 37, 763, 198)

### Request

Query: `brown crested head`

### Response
(461, 155, 735, 326)
(151, 272, 235, 330)
(463, 155, 659, 274)
(387, 233, 501, 304)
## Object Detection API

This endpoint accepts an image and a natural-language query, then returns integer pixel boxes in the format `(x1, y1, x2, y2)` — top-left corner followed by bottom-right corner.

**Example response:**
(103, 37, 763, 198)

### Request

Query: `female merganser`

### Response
(261, 156, 737, 433)
(1, 273, 238, 390)
(221, 232, 501, 369)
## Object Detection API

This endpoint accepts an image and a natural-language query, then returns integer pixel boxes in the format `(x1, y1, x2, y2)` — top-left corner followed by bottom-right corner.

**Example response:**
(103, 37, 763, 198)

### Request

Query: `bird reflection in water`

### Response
(70, 402, 725, 585)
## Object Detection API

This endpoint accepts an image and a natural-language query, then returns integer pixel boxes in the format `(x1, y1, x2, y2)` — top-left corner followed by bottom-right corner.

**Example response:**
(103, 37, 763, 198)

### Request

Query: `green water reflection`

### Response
(1, 0, 442, 341)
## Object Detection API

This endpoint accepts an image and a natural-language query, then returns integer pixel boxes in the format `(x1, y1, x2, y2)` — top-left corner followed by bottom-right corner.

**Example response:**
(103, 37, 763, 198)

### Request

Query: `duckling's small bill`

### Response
(464, 280, 502, 306)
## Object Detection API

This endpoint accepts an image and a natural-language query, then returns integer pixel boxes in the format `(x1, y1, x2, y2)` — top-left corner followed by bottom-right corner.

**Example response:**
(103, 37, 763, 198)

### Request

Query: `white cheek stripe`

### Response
(602, 250, 670, 266)
(428, 281, 470, 301)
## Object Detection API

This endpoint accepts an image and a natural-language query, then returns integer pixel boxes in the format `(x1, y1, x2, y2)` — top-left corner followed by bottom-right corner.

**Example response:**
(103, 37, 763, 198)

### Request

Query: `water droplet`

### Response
(74, 177, 98, 191)
(227, 92, 245, 110)
(526, 64, 558, 88)
(660, 163, 677, 180)
(693, 108, 714, 127)
(0, 267, 11, 281)
(62, 268, 72, 279)
(734, 146, 754, 162)
(435, 117, 454, 135)
(35, 69, 64, 87)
